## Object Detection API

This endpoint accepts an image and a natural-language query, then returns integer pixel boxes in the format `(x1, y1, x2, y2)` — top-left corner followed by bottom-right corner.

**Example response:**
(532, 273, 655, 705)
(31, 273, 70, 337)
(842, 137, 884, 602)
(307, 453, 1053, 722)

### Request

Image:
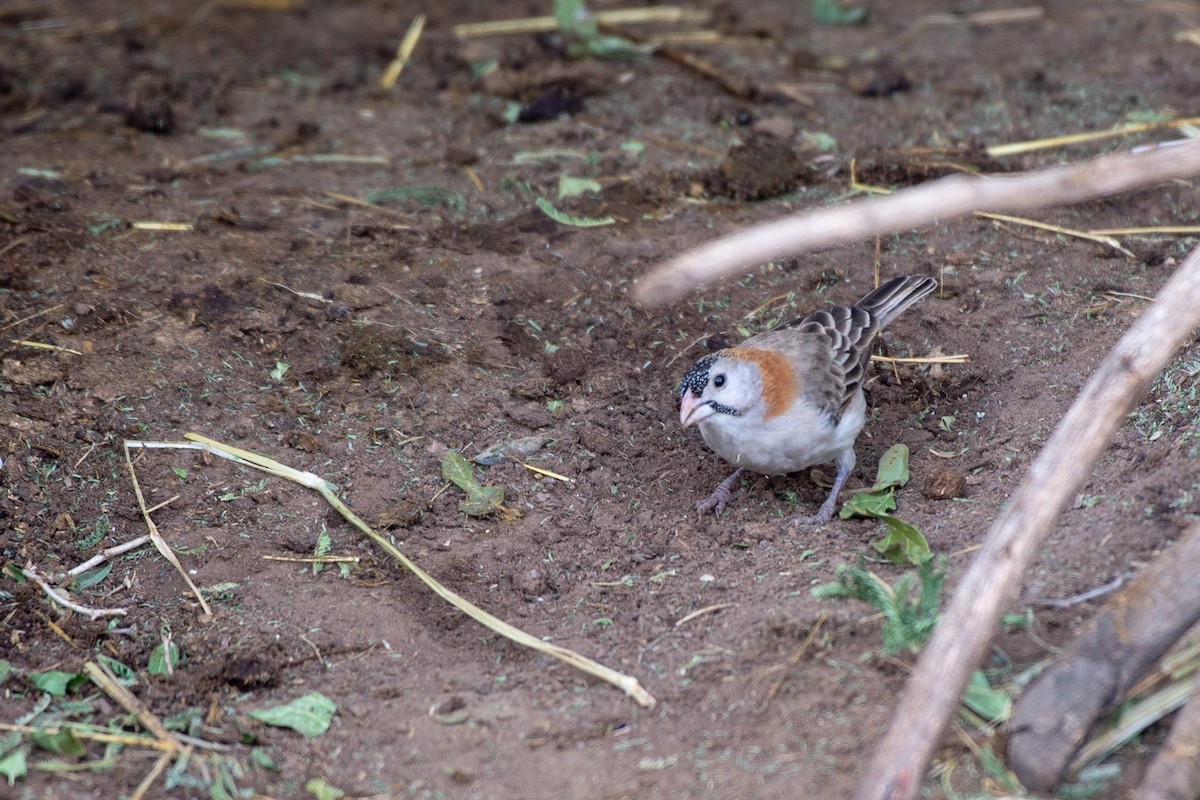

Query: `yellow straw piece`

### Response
(380, 15, 426, 90)
(521, 463, 575, 483)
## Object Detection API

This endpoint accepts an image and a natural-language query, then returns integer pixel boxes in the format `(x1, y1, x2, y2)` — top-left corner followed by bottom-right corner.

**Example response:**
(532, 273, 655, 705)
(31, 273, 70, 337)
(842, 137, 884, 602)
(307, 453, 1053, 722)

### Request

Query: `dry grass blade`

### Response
(131, 221, 194, 231)
(853, 175, 1134, 257)
(132, 433, 657, 708)
(520, 462, 574, 483)
(1088, 225, 1200, 236)
(0, 303, 64, 331)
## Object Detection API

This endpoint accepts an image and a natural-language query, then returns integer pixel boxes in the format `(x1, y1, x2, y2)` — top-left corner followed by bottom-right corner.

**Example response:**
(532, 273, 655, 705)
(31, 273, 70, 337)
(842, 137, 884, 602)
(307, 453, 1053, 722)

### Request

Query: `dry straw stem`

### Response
(123, 443, 213, 619)
(1008, 525, 1200, 789)
(10, 338, 82, 354)
(0, 722, 174, 751)
(453, 6, 709, 38)
(635, 139, 1200, 307)
(1069, 678, 1196, 778)
(973, 211, 1133, 257)
(85, 660, 181, 750)
(379, 14, 426, 90)
(851, 242, 1200, 800)
(986, 115, 1200, 157)
(131, 221, 194, 231)
(129, 433, 657, 708)
(870, 353, 970, 366)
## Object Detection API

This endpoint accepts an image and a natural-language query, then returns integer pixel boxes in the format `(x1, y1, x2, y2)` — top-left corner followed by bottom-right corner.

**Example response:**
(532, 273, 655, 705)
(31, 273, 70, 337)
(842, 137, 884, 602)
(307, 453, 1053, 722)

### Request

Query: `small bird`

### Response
(678, 276, 937, 525)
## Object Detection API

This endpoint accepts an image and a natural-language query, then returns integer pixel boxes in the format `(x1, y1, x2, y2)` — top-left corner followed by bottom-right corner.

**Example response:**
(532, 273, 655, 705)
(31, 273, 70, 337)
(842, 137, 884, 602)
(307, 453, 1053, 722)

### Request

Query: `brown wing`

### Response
(760, 276, 936, 418)
(741, 321, 854, 422)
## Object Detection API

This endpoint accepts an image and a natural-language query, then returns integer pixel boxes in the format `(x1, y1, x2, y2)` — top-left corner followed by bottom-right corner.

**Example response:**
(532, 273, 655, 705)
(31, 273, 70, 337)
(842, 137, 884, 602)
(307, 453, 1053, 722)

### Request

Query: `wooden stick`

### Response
(1139, 677, 1200, 800)
(1007, 524, 1200, 790)
(851, 242, 1200, 800)
(635, 139, 1200, 307)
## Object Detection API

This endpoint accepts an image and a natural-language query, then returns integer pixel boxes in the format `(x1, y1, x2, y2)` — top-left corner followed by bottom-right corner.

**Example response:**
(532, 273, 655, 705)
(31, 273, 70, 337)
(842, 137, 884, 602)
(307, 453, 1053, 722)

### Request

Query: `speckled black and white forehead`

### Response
(679, 353, 721, 398)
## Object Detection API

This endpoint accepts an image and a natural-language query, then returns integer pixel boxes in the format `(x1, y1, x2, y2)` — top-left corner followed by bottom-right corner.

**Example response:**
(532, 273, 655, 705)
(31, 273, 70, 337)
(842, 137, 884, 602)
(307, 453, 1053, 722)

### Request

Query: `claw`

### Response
(696, 468, 745, 516)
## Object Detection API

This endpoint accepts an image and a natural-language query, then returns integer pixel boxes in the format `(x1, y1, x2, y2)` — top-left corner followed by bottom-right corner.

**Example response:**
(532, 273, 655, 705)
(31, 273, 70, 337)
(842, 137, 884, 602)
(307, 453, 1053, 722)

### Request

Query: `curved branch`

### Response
(852, 242, 1200, 800)
(635, 139, 1200, 307)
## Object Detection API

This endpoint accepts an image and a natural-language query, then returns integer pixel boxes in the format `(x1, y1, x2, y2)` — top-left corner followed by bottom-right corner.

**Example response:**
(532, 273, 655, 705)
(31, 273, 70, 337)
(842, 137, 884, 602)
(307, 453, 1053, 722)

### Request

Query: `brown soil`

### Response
(3, 1, 1200, 797)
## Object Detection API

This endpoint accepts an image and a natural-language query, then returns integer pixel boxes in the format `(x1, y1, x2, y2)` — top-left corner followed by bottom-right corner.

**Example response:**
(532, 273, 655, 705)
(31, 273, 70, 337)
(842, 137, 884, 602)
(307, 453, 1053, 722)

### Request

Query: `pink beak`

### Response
(680, 392, 712, 428)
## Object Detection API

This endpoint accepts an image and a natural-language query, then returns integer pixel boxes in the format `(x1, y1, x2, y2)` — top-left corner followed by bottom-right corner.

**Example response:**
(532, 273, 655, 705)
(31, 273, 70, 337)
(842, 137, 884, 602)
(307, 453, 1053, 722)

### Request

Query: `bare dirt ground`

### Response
(4, 1, 1200, 797)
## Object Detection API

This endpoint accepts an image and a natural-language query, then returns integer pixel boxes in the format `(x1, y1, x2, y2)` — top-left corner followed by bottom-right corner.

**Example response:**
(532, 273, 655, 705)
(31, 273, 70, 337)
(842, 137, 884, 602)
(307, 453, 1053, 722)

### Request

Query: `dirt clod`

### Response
(922, 465, 967, 500)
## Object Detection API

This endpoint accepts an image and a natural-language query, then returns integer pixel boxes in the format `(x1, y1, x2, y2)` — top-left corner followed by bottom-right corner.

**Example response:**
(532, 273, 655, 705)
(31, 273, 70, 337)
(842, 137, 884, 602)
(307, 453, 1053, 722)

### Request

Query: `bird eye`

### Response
(713, 374, 725, 388)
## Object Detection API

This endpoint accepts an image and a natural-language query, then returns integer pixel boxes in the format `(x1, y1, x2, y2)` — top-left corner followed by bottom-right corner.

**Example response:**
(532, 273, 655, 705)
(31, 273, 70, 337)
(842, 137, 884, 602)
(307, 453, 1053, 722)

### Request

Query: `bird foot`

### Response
(787, 502, 837, 528)
(696, 469, 745, 516)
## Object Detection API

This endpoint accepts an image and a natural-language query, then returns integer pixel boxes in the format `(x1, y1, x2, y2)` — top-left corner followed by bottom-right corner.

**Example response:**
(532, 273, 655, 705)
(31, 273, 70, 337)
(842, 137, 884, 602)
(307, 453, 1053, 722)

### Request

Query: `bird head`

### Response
(678, 352, 761, 428)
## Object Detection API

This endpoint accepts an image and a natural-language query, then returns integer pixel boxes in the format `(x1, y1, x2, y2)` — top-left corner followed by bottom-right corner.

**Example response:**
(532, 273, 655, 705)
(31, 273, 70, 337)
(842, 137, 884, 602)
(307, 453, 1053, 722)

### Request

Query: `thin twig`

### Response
(675, 602, 735, 627)
(1029, 572, 1131, 608)
(22, 564, 128, 619)
(765, 613, 828, 704)
(65, 535, 153, 578)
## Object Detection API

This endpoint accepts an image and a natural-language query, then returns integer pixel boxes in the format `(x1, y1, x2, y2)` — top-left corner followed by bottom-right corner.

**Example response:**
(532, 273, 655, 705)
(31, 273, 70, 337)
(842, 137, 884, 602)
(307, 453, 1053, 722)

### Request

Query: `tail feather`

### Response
(856, 276, 938, 328)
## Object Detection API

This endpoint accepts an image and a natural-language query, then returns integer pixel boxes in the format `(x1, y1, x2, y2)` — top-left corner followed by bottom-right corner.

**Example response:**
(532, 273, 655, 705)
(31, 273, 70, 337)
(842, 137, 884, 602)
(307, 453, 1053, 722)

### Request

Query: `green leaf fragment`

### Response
(70, 562, 113, 591)
(249, 692, 336, 738)
(28, 671, 86, 697)
(811, 0, 868, 25)
(440, 451, 506, 516)
(0, 748, 26, 785)
(95, 655, 136, 684)
(148, 640, 182, 676)
(839, 489, 896, 519)
(872, 515, 933, 566)
(250, 747, 279, 772)
(305, 778, 346, 800)
(871, 444, 910, 490)
(557, 174, 602, 199)
(534, 197, 615, 227)
(962, 669, 1012, 723)
(366, 186, 466, 211)
(30, 728, 86, 757)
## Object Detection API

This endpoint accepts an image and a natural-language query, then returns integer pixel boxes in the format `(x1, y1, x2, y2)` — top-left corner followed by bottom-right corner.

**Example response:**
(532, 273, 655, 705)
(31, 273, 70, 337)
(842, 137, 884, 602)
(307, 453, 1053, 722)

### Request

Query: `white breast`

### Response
(699, 392, 867, 475)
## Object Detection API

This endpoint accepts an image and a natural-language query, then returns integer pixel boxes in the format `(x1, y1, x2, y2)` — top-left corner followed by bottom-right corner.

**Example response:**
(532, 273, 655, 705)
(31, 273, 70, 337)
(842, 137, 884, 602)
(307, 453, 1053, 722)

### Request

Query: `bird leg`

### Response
(697, 468, 745, 516)
(790, 449, 856, 527)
